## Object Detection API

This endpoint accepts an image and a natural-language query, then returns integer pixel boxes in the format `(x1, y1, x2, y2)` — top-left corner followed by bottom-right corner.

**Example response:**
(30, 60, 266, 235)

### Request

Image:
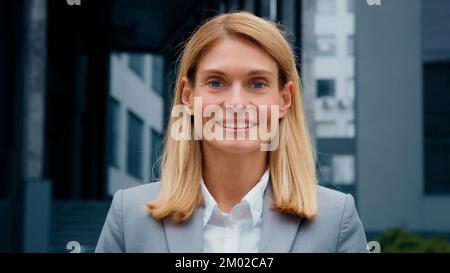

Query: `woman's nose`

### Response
(225, 82, 248, 107)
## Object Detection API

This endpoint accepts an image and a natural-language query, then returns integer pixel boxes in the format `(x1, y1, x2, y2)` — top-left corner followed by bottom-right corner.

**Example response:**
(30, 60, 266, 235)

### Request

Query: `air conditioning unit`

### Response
(322, 97, 335, 110)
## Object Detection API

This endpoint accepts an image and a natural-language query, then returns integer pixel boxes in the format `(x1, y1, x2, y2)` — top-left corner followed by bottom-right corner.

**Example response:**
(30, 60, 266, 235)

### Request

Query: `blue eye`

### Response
(208, 80, 223, 88)
(252, 81, 267, 89)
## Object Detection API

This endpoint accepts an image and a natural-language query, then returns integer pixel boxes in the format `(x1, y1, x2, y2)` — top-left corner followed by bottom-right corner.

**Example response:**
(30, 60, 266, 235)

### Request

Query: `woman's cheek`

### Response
(257, 103, 276, 124)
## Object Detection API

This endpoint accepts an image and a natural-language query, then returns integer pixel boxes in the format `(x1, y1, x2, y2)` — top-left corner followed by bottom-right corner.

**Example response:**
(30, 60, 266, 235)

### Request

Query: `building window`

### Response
(317, 153, 356, 186)
(317, 79, 336, 97)
(315, 35, 336, 56)
(151, 55, 164, 96)
(347, 77, 355, 99)
(128, 54, 145, 80)
(424, 64, 450, 194)
(108, 98, 119, 168)
(315, 0, 336, 15)
(347, 35, 354, 56)
(423, 0, 450, 194)
(317, 155, 332, 184)
(332, 155, 355, 185)
(127, 111, 143, 180)
(316, 140, 357, 195)
(150, 128, 163, 182)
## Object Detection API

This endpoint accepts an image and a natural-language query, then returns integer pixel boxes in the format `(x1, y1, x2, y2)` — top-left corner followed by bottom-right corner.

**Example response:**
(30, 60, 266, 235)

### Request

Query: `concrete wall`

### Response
(355, 0, 450, 232)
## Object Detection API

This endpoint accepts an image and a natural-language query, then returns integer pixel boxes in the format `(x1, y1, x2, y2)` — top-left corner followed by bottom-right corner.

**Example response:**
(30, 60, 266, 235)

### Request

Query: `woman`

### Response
(96, 11, 368, 253)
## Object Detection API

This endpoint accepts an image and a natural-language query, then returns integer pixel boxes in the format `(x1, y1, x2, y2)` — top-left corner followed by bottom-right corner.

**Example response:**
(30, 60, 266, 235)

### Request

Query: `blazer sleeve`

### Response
(336, 194, 369, 253)
(95, 189, 125, 253)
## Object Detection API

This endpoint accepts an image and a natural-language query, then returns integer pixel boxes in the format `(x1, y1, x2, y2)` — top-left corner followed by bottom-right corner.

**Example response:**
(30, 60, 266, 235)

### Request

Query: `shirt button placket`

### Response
(223, 217, 238, 252)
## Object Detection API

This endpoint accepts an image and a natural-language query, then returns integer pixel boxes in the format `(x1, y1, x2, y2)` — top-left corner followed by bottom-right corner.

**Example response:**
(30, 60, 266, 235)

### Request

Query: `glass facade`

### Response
(423, 0, 450, 194)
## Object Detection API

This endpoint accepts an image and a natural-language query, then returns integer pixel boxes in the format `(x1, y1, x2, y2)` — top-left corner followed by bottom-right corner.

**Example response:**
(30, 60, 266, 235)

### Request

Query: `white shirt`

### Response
(200, 169, 270, 253)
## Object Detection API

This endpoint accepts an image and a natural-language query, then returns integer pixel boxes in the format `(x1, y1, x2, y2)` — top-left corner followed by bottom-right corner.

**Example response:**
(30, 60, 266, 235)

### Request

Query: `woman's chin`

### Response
(209, 139, 262, 154)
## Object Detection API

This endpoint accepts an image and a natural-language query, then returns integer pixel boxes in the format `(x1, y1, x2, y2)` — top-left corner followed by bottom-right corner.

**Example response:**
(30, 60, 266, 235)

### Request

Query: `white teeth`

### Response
(236, 122, 246, 129)
(215, 121, 257, 129)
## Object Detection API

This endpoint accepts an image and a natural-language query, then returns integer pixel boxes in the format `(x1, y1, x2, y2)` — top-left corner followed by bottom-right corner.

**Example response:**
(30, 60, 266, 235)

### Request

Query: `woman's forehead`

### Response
(196, 37, 278, 77)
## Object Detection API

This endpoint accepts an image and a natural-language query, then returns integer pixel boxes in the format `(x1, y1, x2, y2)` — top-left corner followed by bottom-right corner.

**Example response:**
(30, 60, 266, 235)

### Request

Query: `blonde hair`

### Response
(146, 11, 318, 222)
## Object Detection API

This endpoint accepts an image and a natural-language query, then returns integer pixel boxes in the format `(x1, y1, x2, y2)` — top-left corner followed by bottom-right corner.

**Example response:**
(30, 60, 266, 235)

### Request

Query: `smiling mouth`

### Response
(214, 120, 258, 129)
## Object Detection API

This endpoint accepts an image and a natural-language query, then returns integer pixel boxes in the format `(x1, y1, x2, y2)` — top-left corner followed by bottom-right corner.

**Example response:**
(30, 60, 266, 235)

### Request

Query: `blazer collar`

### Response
(163, 175, 303, 253)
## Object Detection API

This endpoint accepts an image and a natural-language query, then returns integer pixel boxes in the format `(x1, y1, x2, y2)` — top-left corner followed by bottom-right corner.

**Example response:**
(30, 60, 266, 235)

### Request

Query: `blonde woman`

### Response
(96, 11, 368, 253)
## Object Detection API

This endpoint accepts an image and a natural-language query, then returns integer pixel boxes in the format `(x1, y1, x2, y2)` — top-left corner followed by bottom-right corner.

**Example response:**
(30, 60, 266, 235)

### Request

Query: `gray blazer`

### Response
(95, 180, 368, 253)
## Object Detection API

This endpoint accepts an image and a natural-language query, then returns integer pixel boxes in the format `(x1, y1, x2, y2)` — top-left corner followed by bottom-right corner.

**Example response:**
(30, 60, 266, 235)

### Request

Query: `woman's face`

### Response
(181, 36, 293, 155)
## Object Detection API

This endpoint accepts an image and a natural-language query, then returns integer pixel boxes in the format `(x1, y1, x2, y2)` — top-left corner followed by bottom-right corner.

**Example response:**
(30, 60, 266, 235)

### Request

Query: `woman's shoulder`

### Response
(117, 182, 353, 213)
(119, 180, 163, 202)
(96, 181, 166, 252)
(313, 185, 368, 252)
(312, 185, 364, 239)
(111, 182, 165, 228)
(118, 181, 350, 202)
(316, 185, 350, 207)
(315, 185, 356, 219)
(115, 182, 355, 220)
(109, 181, 163, 222)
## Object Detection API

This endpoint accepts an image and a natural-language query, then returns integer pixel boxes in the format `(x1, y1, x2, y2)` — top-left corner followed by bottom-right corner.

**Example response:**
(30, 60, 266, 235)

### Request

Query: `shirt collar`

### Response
(200, 168, 270, 227)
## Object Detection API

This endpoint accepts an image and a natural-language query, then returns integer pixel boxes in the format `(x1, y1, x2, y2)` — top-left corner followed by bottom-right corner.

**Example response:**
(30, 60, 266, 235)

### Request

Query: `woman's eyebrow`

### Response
(200, 69, 227, 77)
(200, 68, 274, 77)
(246, 69, 274, 77)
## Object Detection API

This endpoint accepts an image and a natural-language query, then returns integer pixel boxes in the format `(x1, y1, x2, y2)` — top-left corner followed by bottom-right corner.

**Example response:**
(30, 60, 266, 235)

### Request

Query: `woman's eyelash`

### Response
(206, 79, 268, 89)
(250, 80, 267, 89)
(207, 79, 223, 88)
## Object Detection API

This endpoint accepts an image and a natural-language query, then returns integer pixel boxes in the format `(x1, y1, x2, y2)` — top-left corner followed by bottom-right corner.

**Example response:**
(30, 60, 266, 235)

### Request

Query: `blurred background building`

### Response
(0, 0, 449, 252)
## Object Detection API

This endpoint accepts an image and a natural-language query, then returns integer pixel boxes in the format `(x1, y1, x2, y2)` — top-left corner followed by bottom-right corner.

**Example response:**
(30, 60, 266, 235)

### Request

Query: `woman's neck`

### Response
(201, 143, 268, 213)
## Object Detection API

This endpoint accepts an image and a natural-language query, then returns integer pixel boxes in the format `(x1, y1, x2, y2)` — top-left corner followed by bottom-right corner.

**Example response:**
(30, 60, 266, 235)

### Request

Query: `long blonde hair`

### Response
(146, 11, 318, 222)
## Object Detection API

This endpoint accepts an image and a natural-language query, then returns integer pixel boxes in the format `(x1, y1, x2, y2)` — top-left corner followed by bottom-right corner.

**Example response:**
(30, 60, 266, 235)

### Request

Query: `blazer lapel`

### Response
(163, 205, 204, 252)
(258, 181, 303, 253)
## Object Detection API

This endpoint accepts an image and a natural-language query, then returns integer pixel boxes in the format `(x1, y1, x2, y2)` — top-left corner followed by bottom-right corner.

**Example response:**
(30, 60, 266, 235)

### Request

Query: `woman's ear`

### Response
(181, 77, 194, 115)
(279, 81, 293, 118)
